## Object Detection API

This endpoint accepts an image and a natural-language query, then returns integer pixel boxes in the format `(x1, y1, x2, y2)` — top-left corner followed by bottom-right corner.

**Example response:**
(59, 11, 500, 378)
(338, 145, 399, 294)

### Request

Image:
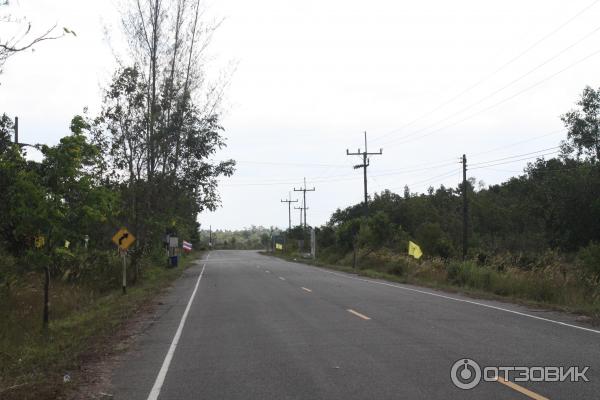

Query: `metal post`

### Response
(122, 251, 127, 294)
(462, 154, 468, 260)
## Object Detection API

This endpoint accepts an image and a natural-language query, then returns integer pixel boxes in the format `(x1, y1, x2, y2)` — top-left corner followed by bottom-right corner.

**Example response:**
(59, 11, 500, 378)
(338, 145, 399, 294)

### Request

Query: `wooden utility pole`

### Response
(280, 193, 298, 230)
(346, 131, 382, 217)
(294, 205, 304, 227)
(14, 116, 18, 144)
(294, 205, 309, 226)
(462, 154, 468, 260)
(293, 178, 315, 230)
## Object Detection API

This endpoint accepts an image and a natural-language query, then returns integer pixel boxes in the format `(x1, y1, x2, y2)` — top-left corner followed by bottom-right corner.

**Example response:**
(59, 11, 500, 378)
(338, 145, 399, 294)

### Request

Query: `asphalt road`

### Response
(109, 250, 600, 399)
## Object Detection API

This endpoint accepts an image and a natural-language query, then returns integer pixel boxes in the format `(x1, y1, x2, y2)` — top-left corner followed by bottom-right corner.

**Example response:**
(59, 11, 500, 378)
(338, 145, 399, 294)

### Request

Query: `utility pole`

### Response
(280, 193, 298, 230)
(294, 205, 304, 227)
(14, 116, 18, 144)
(346, 131, 382, 216)
(462, 154, 468, 260)
(293, 178, 315, 230)
(209, 225, 212, 248)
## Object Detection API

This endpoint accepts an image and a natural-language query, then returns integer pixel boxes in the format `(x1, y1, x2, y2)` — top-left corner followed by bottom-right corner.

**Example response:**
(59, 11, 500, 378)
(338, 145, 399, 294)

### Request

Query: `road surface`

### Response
(109, 250, 599, 399)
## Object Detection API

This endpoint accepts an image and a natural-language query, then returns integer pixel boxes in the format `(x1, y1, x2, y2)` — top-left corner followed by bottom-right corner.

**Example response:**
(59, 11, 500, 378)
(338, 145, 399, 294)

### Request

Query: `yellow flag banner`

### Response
(408, 241, 423, 259)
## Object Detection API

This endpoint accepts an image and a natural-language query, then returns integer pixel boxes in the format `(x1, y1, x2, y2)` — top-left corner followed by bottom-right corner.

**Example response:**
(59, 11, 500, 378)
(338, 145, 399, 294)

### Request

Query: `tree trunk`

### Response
(43, 264, 49, 327)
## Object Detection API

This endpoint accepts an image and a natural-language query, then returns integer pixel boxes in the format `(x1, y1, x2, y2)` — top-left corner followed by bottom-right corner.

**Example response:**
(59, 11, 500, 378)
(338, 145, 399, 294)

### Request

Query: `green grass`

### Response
(265, 250, 600, 324)
(0, 252, 200, 400)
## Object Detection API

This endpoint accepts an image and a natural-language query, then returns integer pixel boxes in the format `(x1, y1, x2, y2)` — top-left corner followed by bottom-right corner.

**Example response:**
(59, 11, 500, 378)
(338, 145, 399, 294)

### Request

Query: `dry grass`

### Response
(0, 252, 199, 400)
(269, 248, 600, 324)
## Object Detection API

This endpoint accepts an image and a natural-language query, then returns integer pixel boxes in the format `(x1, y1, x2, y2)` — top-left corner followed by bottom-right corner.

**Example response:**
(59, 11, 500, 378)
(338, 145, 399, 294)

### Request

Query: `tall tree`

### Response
(561, 86, 600, 162)
(91, 0, 235, 249)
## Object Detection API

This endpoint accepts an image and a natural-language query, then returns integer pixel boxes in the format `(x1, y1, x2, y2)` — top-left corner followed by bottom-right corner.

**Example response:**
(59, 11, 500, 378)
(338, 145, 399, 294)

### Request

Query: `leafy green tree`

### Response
(0, 113, 13, 153)
(561, 86, 600, 162)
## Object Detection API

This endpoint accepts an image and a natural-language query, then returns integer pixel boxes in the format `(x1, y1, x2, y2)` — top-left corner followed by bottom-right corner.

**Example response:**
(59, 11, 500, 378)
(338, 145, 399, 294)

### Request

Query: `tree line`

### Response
(0, 0, 234, 325)
(305, 86, 600, 285)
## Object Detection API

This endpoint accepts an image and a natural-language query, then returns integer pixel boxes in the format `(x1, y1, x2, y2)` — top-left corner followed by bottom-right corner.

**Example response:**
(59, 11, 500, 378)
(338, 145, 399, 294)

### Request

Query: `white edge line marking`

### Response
(301, 287, 312, 292)
(317, 268, 600, 334)
(279, 277, 286, 281)
(347, 309, 371, 320)
(147, 263, 206, 400)
(265, 270, 271, 273)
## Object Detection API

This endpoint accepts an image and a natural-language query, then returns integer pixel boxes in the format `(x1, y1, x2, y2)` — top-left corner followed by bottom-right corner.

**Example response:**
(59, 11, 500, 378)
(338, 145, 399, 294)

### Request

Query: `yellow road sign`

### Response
(34, 235, 45, 249)
(112, 227, 136, 250)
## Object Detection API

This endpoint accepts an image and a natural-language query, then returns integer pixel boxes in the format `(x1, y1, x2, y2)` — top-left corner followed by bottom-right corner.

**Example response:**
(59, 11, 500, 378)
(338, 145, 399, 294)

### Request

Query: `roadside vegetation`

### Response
(0, 251, 198, 400)
(200, 226, 275, 250)
(277, 87, 600, 321)
(0, 1, 232, 398)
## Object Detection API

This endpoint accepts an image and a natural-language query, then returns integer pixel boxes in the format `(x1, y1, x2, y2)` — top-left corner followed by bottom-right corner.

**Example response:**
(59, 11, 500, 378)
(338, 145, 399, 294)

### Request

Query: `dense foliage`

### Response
(309, 86, 600, 287)
(202, 226, 276, 250)
(317, 158, 599, 260)
(0, 0, 234, 326)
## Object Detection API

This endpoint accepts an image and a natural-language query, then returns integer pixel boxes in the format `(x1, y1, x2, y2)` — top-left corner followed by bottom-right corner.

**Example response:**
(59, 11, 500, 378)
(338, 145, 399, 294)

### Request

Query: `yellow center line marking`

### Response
(496, 376, 550, 400)
(347, 309, 371, 320)
(279, 277, 286, 281)
(301, 287, 312, 292)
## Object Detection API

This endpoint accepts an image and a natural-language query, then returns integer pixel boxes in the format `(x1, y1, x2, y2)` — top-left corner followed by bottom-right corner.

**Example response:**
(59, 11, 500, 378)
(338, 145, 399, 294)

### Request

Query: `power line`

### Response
(237, 160, 349, 168)
(381, 25, 600, 148)
(380, 22, 600, 147)
(371, 0, 600, 144)
(384, 47, 600, 148)
(469, 151, 560, 169)
(469, 129, 565, 158)
(384, 169, 460, 193)
(469, 146, 561, 166)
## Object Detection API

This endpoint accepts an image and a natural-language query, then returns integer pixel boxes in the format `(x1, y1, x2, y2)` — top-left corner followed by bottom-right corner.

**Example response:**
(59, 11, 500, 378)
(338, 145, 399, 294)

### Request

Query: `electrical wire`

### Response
(382, 47, 600, 148)
(469, 129, 565, 158)
(469, 151, 560, 169)
(370, 0, 600, 144)
(469, 146, 560, 166)
(378, 23, 600, 147)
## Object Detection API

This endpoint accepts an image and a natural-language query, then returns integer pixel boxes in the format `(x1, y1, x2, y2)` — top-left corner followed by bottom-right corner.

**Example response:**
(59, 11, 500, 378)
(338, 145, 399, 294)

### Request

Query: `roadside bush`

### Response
(416, 222, 456, 259)
(0, 250, 18, 292)
(577, 242, 600, 284)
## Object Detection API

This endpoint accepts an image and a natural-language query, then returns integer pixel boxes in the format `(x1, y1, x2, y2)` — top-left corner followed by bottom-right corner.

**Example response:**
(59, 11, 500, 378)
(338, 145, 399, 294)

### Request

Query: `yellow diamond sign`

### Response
(112, 227, 136, 250)
(34, 235, 45, 249)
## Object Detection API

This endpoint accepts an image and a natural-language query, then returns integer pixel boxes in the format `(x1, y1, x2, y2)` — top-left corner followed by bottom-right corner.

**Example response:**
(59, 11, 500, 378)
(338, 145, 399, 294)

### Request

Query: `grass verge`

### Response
(0, 252, 201, 400)
(263, 250, 600, 325)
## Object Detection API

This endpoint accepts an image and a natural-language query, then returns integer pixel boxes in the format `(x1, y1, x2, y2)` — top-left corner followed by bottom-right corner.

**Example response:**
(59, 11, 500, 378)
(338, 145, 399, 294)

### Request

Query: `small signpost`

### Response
(166, 236, 179, 267)
(112, 227, 136, 294)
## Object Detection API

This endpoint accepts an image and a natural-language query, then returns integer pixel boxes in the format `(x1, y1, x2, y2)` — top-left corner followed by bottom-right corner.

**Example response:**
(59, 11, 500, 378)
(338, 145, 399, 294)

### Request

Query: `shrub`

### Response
(577, 242, 600, 284)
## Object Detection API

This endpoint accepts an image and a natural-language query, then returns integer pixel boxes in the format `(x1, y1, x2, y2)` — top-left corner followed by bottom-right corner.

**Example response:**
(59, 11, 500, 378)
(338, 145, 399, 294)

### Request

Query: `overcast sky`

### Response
(1, 0, 600, 230)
